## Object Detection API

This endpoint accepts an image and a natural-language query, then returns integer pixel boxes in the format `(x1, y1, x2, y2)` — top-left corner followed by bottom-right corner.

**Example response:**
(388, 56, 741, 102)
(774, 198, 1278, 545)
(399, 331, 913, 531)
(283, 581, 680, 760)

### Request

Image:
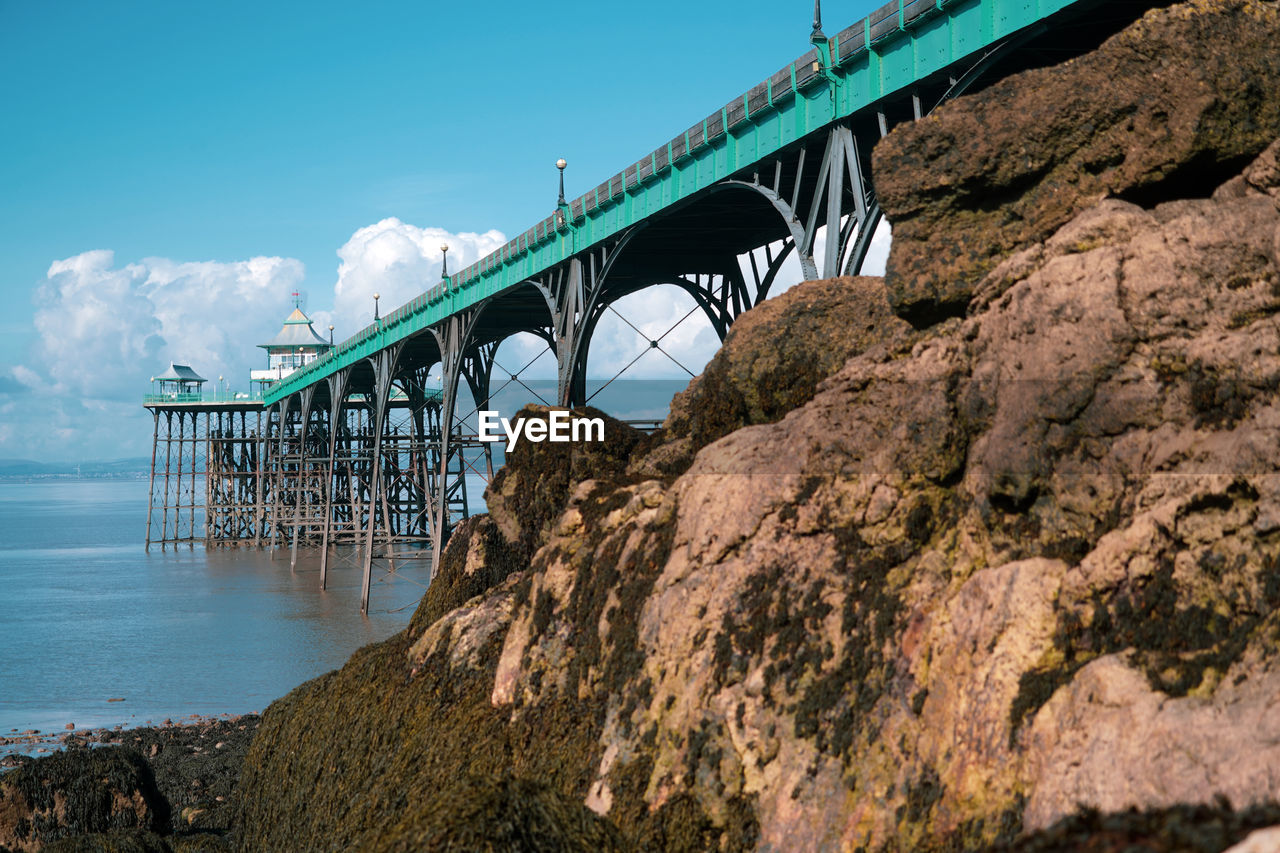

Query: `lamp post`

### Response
(373, 292, 381, 323)
(555, 158, 569, 228)
(811, 0, 825, 43)
(440, 244, 450, 280)
(328, 324, 335, 345)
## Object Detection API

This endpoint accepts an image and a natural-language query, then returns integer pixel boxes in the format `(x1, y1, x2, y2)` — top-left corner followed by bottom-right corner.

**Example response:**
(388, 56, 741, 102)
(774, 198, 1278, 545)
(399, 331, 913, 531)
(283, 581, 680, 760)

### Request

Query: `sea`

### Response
(0, 379, 687, 745)
(0, 478, 430, 739)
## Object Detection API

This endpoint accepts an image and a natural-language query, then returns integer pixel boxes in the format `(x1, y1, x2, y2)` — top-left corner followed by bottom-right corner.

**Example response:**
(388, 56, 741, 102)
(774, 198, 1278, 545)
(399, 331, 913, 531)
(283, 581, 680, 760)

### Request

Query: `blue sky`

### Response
(0, 1, 884, 460)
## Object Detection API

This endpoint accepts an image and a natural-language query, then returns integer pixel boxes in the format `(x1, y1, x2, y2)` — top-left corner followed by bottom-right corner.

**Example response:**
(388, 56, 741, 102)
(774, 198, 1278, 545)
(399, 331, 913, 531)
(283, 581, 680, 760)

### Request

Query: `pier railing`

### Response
(143, 391, 264, 405)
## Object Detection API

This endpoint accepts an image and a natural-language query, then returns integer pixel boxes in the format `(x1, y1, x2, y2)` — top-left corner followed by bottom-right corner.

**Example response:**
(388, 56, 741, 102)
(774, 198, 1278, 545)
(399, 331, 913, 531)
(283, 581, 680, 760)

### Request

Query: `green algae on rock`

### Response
(485, 406, 647, 557)
(0, 749, 163, 852)
(407, 514, 527, 639)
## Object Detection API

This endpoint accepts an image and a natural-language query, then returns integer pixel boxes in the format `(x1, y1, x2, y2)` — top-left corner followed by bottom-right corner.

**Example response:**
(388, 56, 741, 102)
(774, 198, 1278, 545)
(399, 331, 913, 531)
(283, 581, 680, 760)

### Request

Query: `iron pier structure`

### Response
(146, 0, 1164, 611)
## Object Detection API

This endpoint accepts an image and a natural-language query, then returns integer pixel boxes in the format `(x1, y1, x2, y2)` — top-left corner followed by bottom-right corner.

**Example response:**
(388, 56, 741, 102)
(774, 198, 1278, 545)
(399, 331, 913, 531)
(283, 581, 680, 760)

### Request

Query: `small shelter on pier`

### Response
(153, 363, 207, 398)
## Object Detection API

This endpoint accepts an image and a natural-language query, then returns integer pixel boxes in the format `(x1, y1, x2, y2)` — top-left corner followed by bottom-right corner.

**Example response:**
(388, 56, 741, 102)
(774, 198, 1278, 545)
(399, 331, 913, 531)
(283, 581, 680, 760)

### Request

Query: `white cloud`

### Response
(331, 218, 506, 334)
(11, 365, 41, 389)
(28, 249, 304, 401)
(1, 221, 508, 460)
(4, 250, 305, 459)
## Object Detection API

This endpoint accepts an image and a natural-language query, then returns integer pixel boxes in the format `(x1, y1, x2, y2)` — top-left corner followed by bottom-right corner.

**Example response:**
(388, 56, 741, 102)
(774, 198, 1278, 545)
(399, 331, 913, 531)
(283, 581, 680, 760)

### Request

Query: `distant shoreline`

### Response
(0, 472, 148, 482)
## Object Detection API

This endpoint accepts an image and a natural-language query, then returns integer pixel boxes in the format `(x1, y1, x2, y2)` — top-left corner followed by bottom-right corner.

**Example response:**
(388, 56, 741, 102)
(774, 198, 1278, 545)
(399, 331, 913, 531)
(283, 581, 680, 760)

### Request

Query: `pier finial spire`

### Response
(811, 0, 825, 43)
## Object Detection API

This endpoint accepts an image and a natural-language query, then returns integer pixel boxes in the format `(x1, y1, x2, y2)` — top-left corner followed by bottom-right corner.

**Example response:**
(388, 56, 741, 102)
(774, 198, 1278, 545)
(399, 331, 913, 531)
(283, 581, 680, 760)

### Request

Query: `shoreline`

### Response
(0, 713, 262, 846)
(0, 710, 260, 766)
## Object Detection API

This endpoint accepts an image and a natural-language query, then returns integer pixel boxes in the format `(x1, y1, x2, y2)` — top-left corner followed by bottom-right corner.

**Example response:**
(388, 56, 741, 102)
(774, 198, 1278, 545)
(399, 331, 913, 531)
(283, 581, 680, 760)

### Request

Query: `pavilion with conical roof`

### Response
(250, 294, 333, 390)
(152, 363, 207, 397)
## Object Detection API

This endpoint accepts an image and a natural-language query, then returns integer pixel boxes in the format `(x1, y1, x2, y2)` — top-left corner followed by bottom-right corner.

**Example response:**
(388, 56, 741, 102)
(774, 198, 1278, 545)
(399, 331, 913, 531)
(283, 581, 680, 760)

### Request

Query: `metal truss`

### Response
(145, 408, 209, 548)
(206, 409, 267, 546)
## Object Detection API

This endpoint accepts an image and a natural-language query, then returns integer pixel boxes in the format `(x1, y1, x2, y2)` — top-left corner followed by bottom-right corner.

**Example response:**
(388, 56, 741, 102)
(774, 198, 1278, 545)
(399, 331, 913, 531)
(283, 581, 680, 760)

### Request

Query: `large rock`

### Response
(234, 137, 1280, 849)
(0, 717, 257, 852)
(0, 749, 163, 852)
(874, 0, 1280, 324)
(234, 429, 683, 850)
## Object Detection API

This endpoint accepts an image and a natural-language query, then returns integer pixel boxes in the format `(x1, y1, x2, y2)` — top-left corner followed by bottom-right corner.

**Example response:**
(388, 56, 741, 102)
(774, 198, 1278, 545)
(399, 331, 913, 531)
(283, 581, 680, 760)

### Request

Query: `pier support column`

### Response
(268, 398, 292, 557)
(319, 369, 351, 590)
(361, 343, 404, 614)
(458, 340, 499, 500)
(253, 410, 265, 547)
(402, 368, 437, 546)
(145, 410, 159, 550)
(290, 387, 316, 573)
(429, 311, 481, 576)
(161, 412, 174, 547)
(551, 229, 640, 408)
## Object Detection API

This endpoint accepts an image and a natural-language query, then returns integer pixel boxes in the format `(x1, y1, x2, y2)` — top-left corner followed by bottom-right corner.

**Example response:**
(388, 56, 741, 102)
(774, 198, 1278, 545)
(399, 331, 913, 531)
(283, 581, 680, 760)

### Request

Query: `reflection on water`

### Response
(0, 479, 429, 735)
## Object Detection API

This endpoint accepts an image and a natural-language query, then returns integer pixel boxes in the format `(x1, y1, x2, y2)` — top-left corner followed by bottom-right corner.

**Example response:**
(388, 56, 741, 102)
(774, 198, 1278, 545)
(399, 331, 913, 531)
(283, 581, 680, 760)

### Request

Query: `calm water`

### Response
(0, 479, 430, 736)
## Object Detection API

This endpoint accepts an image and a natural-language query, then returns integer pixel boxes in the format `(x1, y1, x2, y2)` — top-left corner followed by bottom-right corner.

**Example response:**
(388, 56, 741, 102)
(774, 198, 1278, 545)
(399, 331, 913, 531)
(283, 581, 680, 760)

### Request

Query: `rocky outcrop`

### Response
(232, 140, 1280, 851)
(0, 749, 161, 852)
(0, 718, 257, 852)
(875, 0, 1280, 324)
